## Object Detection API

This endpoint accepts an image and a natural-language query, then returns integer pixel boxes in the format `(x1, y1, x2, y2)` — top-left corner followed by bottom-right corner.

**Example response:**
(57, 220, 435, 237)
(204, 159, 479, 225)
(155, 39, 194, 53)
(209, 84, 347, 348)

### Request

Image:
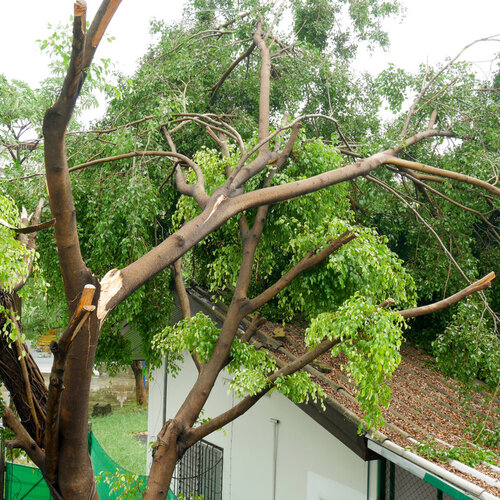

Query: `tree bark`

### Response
(56, 294, 100, 500)
(144, 420, 182, 500)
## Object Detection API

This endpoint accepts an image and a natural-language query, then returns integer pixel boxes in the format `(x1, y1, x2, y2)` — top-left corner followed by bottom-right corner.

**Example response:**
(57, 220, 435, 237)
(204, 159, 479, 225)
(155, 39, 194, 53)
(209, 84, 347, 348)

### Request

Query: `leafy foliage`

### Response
(152, 312, 326, 407)
(37, 20, 116, 112)
(0, 194, 42, 344)
(410, 438, 497, 468)
(97, 471, 144, 500)
(307, 294, 408, 429)
(0, 195, 34, 293)
(432, 297, 500, 390)
(177, 140, 416, 326)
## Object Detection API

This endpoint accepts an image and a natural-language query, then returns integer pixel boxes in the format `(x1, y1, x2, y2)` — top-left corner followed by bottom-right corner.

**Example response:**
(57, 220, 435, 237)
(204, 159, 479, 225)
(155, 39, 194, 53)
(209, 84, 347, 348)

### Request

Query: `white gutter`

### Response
(367, 437, 499, 500)
(407, 436, 500, 489)
(448, 460, 500, 490)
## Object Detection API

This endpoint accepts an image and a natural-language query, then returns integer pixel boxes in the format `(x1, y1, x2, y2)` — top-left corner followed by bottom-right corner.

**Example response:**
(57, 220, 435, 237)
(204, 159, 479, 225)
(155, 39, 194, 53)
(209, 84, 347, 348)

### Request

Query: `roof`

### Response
(187, 287, 500, 500)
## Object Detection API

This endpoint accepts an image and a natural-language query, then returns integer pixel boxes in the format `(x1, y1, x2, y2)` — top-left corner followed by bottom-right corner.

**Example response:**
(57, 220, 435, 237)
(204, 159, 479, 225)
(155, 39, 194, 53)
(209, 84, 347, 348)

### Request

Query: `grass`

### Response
(89, 404, 148, 475)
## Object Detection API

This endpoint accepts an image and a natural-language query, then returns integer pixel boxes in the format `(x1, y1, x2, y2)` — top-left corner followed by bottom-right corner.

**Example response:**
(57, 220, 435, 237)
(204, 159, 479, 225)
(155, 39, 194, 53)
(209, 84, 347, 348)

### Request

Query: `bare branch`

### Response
(400, 34, 500, 140)
(367, 175, 471, 283)
(210, 42, 256, 104)
(398, 272, 495, 319)
(67, 115, 155, 135)
(383, 156, 500, 196)
(0, 218, 55, 234)
(367, 174, 498, 323)
(246, 231, 358, 315)
(170, 115, 244, 153)
(171, 259, 202, 372)
(2, 407, 46, 469)
(82, 0, 122, 69)
(394, 170, 500, 244)
(415, 76, 460, 115)
(254, 21, 271, 154)
(69, 150, 194, 173)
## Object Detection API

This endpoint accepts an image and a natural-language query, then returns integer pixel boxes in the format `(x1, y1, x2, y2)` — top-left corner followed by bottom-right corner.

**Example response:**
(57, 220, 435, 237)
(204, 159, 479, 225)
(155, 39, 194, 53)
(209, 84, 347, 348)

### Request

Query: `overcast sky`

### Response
(1, 1, 499, 113)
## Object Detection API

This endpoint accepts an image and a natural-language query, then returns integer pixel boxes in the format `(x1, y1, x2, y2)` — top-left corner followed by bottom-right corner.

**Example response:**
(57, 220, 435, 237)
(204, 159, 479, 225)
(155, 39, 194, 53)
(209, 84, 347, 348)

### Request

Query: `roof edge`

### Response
(367, 436, 498, 500)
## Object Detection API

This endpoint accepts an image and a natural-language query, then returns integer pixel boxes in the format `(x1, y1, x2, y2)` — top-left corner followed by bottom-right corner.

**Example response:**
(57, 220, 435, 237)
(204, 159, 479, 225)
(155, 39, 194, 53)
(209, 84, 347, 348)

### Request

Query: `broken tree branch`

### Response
(398, 272, 495, 318)
(383, 156, 500, 196)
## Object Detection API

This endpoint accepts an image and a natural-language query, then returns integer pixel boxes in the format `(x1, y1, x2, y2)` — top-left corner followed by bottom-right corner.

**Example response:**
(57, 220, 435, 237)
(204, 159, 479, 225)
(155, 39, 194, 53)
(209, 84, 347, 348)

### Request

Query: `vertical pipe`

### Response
(270, 418, 280, 500)
(162, 356, 168, 424)
(366, 460, 371, 500)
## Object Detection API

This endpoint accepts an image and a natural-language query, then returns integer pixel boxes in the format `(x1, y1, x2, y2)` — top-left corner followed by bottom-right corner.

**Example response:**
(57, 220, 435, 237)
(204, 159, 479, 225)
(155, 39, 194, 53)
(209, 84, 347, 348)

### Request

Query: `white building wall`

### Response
(148, 354, 377, 500)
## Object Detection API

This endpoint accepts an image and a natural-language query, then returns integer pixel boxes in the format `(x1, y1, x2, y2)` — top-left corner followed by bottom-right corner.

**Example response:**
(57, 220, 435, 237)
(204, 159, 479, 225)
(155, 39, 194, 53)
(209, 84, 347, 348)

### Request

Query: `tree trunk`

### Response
(56, 285, 101, 500)
(131, 360, 147, 406)
(144, 420, 182, 499)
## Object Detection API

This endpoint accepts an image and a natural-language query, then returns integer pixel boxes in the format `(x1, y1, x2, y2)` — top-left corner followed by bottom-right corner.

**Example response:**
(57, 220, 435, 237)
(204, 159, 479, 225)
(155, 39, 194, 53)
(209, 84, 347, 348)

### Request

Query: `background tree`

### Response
(0, 1, 497, 499)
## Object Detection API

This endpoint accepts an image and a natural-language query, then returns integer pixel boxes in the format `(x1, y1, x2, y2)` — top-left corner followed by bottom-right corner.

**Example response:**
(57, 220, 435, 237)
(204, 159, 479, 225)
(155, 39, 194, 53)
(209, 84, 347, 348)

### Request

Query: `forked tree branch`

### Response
(44, 1, 122, 307)
(98, 134, 456, 319)
(173, 231, 357, 430)
(185, 336, 342, 446)
(171, 113, 244, 152)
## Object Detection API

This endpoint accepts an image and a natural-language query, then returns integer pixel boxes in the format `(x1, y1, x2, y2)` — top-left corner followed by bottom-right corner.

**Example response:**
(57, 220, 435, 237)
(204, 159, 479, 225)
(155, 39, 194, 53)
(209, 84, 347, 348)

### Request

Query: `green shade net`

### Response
(4, 432, 176, 499)
(4, 462, 51, 500)
(88, 431, 176, 499)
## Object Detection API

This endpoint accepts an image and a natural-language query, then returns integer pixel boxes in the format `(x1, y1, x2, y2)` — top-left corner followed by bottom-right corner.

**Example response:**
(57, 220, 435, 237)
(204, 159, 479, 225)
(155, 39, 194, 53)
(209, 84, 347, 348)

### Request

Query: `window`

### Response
(172, 439, 223, 500)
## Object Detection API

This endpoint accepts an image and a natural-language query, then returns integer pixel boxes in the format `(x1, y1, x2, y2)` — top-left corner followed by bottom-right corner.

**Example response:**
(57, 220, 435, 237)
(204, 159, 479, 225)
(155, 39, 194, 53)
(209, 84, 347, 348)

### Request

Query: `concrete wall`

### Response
(148, 354, 378, 500)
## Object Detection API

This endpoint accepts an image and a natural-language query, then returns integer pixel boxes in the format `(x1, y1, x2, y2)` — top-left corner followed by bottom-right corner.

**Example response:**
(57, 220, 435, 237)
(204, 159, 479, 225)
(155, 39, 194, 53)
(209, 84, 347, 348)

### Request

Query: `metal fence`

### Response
(171, 440, 223, 500)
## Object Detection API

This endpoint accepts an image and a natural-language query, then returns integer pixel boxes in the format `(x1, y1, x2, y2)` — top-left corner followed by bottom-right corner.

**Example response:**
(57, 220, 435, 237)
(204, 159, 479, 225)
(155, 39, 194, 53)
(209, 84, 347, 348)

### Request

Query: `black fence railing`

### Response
(171, 439, 223, 500)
